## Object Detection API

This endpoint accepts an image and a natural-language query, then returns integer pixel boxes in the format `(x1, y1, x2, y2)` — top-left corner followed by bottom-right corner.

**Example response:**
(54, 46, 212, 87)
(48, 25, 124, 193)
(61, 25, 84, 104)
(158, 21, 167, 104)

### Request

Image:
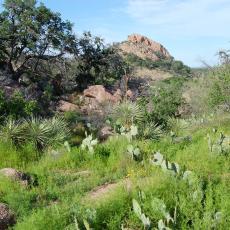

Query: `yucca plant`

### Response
(24, 116, 70, 151)
(0, 118, 25, 145)
(45, 116, 70, 144)
(0, 116, 69, 152)
(139, 122, 163, 140)
(111, 101, 144, 127)
(23, 117, 52, 151)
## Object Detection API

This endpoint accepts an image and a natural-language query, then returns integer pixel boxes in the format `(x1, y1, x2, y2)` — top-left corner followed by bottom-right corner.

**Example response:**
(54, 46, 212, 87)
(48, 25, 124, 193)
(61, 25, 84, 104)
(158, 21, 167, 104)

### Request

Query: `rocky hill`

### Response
(118, 33, 172, 61)
(115, 33, 191, 84)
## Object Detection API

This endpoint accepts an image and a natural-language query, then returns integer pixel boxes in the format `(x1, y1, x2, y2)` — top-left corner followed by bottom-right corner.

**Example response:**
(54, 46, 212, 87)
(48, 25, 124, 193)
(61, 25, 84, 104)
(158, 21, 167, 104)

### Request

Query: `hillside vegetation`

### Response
(0, 0, 230, 230)
(1, 114, 230, 229)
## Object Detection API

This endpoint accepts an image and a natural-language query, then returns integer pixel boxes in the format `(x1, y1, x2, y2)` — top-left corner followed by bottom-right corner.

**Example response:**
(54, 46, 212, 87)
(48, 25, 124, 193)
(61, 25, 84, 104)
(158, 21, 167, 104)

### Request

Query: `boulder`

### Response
(98, 126, 113, 141)
(0, 168, 31, 186)
(83, 85, 117, 103)
(126, 89, 134, 99)
(57, 100, 79, 112)
(113, 89, 122, 102)
(0, 203, 16, 230)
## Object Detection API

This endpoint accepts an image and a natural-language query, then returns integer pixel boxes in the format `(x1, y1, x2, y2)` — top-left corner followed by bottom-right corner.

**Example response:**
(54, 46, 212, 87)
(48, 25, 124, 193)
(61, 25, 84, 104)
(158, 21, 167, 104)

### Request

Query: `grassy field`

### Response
(1, 115, 230, 229)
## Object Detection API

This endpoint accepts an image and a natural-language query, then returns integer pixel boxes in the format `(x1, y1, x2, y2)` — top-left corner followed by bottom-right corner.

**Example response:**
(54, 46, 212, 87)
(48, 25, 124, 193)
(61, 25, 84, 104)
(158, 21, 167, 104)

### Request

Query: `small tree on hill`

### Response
(74, 32, 127, 89)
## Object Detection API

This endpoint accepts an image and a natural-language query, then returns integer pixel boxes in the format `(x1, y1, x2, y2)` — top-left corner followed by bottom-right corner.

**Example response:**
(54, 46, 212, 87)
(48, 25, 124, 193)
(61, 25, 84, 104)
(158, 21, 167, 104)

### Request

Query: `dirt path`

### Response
(87, 178, 131, 200)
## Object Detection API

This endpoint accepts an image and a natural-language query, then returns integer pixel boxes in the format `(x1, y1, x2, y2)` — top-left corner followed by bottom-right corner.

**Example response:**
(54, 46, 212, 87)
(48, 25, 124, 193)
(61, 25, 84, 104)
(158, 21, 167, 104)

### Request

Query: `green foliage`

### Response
(139, 122, 163, 140)
(0, 0, 76, 79)
(0, 118, 25, 145)
(0, 90, 38, 120)
(63, 111, 81, 125)
(125, 53, 191, 76)
(75, 32, 126, 89)
(81, 132, 98, 153)
(0, 116, 69, 152)
(111, 100, 144, 127)
(148, 77, 185, 126)
(1, 115, 230, 229)
(208, 64, 230, 111)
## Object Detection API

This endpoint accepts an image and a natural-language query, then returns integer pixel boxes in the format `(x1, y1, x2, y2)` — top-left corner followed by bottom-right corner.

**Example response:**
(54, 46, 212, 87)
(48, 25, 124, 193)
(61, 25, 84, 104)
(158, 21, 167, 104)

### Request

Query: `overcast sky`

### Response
(0, 0, 230, 67)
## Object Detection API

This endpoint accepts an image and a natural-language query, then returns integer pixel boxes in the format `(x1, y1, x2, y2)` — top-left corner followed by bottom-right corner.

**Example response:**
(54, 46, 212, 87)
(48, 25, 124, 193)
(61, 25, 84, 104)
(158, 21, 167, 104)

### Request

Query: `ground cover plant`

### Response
(0, 112, 230, 229)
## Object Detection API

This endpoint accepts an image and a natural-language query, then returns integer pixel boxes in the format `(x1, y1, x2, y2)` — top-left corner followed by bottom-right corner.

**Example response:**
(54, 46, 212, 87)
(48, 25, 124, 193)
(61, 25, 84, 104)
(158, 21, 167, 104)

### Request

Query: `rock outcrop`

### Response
(119, 34, 172, 61)
(83, 85, 119, 104)
(0, 203, 16, 230)
(57, 100, 80, 112)
(0, 168, 31, 186)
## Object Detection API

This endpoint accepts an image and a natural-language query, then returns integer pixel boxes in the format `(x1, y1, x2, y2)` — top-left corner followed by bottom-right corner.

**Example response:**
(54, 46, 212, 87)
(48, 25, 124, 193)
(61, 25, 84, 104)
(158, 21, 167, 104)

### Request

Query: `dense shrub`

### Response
(184, 62, 230, 115)
(74, 32, 127, 90)
(125, 53, 191, 76)
(183, 76, 211, 115)
(0, 90, 38, 120)
(146, 77, 185, 127)
(0, 0, 76, 80)
(208, 64, 230, 111)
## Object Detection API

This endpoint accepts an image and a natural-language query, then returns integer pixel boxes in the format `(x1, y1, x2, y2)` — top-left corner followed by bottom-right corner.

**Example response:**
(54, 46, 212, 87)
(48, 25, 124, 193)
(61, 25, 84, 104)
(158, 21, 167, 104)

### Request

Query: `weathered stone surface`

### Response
(128, 34, 171, 58)
(0, 168, 31, 186)
(98, 126, 113, 141)
(57, 100, 79, 112)
(83, 85, 116, 103)
(0, 203, 16, 230)
(119, 34, 172, 62)
(113, 89, 122, 102)
(126, 89, 134, 99)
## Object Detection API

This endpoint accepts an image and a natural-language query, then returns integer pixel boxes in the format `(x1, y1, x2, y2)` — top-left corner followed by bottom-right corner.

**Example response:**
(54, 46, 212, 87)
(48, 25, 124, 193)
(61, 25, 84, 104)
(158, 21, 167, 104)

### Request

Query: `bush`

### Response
(125, 53, 191, 76)
(183, 76, 212, 115)
(0, 90, 39, 120)
(208, 64, 230, 111)
(148, 77, 185, 127)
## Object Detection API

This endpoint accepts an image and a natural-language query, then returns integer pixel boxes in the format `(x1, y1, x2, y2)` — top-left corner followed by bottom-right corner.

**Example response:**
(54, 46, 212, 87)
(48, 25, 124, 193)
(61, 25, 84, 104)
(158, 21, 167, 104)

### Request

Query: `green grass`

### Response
(1, 116, 230, 229)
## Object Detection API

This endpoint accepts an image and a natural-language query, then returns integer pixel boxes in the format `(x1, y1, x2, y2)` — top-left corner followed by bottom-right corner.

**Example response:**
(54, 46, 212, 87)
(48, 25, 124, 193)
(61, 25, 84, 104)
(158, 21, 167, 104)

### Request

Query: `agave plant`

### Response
(44, 116, 70, 144)
(111, 101, 144, 127)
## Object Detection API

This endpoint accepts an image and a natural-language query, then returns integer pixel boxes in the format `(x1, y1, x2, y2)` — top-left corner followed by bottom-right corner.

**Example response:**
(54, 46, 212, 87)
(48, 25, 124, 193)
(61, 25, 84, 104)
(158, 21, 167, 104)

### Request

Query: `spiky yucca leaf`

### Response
(44, 116, 70, 143)
(0, 118, 25, 145)
(25, 116, 69, 151)
(111, 101, 144, 126)
(23, 117, 53, 151)
(0, 116, 70, 152)
(140, 122, 163, 140)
